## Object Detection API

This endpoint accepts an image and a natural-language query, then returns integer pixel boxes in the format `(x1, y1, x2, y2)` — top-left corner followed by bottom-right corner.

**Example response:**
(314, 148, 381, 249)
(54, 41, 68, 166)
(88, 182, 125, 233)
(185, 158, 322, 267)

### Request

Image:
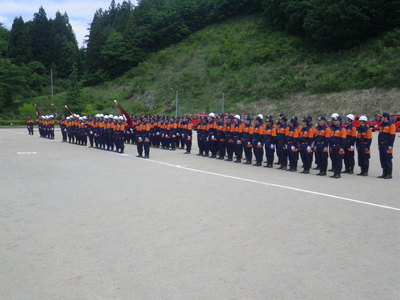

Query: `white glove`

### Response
(211, 135, 215, 140)
(350, 145, 354, 151)
(291, 146, 295, 151)
(130, 128, 134, 133)
(307, 146, 311, 151)
(270, 144, 275, 149)
(257, 142, 262, 146)
(90, 131, 93, 134)
(138, 137, 143, 142)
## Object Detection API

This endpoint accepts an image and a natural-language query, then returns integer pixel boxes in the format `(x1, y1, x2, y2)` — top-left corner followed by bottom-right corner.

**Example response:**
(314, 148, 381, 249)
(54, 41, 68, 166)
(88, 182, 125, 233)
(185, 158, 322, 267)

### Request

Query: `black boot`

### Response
(362, 166, 368, 176)
(313, 166, 320, 170)
(384, 168, 392, 179)
(225, 157, 233, 162)
(234, 158, 241, 163)
(243, 159, 251, 165)
(253, 161, 262, 166)
(357, 167, 365, 176)
(378, 168, 387, 178)
(304, 168, 310, 174)
(316, 168, 326, 176)
(348, 165, 354, 175)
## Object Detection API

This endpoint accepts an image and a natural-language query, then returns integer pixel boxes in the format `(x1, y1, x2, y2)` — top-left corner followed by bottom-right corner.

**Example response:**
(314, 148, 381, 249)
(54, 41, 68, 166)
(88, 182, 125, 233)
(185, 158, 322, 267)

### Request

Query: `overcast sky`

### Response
(0, 0, 137, 47)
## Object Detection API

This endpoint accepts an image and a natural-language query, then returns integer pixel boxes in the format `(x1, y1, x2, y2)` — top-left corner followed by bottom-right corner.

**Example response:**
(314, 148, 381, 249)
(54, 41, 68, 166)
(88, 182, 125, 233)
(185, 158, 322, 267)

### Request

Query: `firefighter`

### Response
(299, 117, 314, 174)
(314, 116, 331, 176)
(207, 113, 218, 158)
(286, 117, 300, 172)
(343, 114, 357, 174)
(242, 115, 254, 165)
(224, 115, 236, 162)
(216, 115, 226, 160)
(233, 114, 244, 163)
(27, 116, 34, 135)
(329, 116, 347, 179)
(276, 115, 289, 170)
(356, 116, 372, 176)
(378, 112, 396, 179)
(252, 114, 265, 166)
(263, 116, 276, 168)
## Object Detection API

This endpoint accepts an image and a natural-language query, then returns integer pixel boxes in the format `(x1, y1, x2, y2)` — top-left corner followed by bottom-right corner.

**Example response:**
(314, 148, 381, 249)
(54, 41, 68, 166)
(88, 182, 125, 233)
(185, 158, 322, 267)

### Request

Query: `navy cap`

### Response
(318, 116, 326, 121)
(382, 112, 390, 118)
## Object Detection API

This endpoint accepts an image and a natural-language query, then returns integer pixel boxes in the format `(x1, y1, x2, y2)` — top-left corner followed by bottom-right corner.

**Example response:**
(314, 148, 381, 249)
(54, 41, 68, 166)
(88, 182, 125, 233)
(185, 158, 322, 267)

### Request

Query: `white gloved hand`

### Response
(211, 135, 215, 140)
(90, 131, 93, 134)
(138, 137, 143, 142)
(307, 146, 311, 151)
(291, 146, 295, 151)
(350, 145, 354, 151)
(270, 144, 275, 149)
(257, 142, 262, 146)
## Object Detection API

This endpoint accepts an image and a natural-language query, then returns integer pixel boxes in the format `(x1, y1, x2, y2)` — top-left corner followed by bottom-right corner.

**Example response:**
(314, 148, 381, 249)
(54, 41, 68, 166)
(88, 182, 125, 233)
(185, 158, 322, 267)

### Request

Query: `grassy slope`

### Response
(34, 14, 400, 117)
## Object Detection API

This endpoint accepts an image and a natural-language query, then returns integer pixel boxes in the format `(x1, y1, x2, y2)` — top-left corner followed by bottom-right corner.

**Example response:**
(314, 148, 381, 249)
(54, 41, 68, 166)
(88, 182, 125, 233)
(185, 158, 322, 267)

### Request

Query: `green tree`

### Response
(30, 7, 52, 68)
(0, 23, 9, 57)
(7, 17, 32, 63)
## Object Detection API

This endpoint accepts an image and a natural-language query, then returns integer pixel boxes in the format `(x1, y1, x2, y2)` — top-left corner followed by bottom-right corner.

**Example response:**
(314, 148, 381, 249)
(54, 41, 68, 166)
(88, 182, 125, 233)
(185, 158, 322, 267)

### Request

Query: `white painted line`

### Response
(17, 152, 37, 155)
(120, 153, 400, 212)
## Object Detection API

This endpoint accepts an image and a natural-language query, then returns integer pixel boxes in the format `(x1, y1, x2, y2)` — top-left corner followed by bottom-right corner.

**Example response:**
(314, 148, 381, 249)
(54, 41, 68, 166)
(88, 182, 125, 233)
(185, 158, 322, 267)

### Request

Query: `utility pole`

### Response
(222, 92, 225, 115)
(175, 89, 179, 117)
(50, 69, 54, 96)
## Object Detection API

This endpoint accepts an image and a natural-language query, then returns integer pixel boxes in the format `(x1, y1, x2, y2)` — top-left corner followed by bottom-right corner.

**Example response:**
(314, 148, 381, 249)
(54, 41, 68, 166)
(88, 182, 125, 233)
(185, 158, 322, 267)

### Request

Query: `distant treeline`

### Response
(1, 0, 399, 116)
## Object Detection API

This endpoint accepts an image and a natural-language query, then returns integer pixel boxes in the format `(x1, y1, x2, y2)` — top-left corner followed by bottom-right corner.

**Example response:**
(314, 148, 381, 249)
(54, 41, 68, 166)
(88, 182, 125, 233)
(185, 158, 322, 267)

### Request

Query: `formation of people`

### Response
(28, 111, 396, 179)
(58, 114, 193, 159)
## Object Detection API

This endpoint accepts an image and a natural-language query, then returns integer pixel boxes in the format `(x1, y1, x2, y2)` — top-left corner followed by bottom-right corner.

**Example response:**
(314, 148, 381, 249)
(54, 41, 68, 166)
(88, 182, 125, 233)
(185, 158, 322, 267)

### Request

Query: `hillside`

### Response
(33, 14, 400, 117)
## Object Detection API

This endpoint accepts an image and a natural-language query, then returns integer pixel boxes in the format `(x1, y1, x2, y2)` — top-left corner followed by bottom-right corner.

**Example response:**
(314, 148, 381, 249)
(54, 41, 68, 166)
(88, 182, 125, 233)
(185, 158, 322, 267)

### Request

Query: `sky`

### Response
(0, 0, 136, 47)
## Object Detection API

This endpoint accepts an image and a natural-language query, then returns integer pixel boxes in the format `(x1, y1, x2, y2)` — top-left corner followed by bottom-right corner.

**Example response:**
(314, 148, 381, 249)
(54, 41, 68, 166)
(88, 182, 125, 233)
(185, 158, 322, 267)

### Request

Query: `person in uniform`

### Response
(329, 115, 347, 179)
(286, 117, 300, 172)
(378, 112, 396, 179)
(181, 116, 193, 154)
(263, 116, 277, 168)
(314, 116, 330, 176)
(356, 116, 372, 176)
(242, 115, 254, 164)
(233, 114, 244, 163)
(299, 117, 314, 174)
(276, 115, 289, 170)
(252, 114, 265, 166)
(27, 116, 34, 135)
(343, 114, 357, 174)
(207, 113, 218, 158)
(59, 116, 67, 142)
(216, 115, 226, 160)
(224, 115, 236, 162)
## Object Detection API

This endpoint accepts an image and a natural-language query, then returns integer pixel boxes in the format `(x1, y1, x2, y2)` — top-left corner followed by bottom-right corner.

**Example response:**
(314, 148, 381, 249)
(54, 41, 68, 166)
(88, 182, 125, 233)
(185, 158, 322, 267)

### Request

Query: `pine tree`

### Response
(7, 17, 32, 63)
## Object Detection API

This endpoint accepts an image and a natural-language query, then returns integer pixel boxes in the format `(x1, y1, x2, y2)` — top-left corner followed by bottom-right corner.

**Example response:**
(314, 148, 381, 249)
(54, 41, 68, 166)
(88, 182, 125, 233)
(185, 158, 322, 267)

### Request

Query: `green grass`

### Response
(25, 14, 400, 117)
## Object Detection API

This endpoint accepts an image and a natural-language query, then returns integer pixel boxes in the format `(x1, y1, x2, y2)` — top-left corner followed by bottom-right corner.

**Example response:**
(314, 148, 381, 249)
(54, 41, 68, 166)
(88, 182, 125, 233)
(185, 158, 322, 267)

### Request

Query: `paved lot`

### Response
(1, 128, 400, 300)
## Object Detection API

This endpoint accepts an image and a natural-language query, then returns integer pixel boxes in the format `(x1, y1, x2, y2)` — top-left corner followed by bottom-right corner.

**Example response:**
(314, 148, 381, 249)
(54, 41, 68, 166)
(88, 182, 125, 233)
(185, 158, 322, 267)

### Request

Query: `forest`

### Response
(1, 0, 399, 118)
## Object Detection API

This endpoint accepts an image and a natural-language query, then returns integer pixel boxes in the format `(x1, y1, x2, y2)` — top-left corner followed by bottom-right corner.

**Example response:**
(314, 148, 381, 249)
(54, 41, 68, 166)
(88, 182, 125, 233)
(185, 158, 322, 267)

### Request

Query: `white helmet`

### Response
(83, 116, 87, 120)
(209, 113, 215, 118)
(113, 116, 118, 120)
(99, 114, 104, 118)
(257, 114, 264, 120)
(346, 114, 355, 121)
(359, 116, 368, 122)
(234, 114, 241, 120)
(108, 114, 113, 118)
(79, 117, 83, 120)
(66, 117, 70, 120)
(104, 115, 109, 120)
(119, 116, 124, 121)
(331, 113, 339, 118)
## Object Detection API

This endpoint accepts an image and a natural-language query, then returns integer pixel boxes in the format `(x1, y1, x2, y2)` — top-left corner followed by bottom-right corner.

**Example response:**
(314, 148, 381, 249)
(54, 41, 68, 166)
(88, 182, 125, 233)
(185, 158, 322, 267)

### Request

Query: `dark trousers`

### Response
(330, 146, 344, 173)
(379, 144, 393, 169)
(276, 142, 287, 165)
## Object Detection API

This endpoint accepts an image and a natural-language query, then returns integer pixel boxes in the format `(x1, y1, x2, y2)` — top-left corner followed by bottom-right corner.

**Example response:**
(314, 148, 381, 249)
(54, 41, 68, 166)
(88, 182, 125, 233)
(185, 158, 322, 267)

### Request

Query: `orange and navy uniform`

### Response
(299, 123, 315, 171)
(276, 122, 289, 165)
(224, 120, 236, 160)
(314, 124, 331, 171)
(378, 119, 396, 170)
(286, 123, 300, 168)
(329, 124, 347, 173)
(27, 119, 34, 135)
(356, 124, 373, 170)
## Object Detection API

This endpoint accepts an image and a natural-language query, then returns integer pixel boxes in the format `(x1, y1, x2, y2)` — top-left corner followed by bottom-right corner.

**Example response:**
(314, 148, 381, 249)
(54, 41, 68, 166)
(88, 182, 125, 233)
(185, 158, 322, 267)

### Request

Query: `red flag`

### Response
(115, 100, 133, 128)
(35, 105, 41, 119)
(64, 105, 79, 121)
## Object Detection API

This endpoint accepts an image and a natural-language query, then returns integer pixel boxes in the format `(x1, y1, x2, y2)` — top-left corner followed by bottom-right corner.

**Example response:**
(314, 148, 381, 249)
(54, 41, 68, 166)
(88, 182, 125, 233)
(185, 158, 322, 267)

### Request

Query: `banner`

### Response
(35, 104, 41, 119)
(64, 105, 79, 121)
(115, 100, 133, 128)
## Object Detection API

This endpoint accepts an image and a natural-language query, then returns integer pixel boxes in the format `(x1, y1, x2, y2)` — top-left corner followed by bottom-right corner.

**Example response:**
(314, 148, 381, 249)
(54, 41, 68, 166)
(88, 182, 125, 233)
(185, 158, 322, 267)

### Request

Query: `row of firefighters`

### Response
(29, 111, 396, 179)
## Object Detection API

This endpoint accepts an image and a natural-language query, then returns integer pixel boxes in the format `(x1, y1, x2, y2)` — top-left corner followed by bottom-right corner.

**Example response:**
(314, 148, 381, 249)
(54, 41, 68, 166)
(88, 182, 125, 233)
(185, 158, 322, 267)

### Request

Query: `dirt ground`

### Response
(1, 128, 399, 300)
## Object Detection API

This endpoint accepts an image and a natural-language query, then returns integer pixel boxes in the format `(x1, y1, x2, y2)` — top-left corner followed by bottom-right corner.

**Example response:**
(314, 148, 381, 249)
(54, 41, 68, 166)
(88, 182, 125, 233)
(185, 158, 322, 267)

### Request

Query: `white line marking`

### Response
(3, 129, 399, 211)
(120, 153, 400, 212)
(17, 152, 37, 155)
